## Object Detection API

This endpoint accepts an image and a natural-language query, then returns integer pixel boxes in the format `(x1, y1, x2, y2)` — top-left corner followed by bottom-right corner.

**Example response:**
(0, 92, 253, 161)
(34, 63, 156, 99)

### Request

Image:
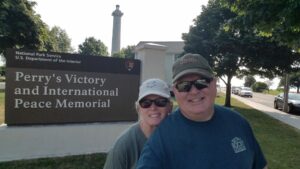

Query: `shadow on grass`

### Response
(0, 153, 107, 169)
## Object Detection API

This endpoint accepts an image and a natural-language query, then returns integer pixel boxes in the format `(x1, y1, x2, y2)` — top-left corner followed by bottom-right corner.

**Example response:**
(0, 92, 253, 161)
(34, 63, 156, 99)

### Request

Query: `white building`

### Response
(135, 41, 184, 85)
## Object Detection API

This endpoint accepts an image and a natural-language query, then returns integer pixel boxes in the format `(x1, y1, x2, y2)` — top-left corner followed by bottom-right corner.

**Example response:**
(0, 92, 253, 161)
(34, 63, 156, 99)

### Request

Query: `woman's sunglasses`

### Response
(175, 78, 212, 92)
(139, 98, 169, 108)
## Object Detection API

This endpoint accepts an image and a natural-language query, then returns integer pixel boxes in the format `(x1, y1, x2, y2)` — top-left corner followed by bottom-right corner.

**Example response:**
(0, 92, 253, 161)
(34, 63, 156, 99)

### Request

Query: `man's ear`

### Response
(211, 78, 217, 86)
(171, 85, 176, 92)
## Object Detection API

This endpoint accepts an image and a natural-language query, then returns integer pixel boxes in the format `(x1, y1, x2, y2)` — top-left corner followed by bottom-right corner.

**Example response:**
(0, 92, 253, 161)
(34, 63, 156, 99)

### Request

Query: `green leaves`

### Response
(47, 26, 73, 53)
(183, 0, 300, 106)
(0, 0, 41, 56)
(0, 0, 75, 56)
(78, 37, 109, 56)
(221, 0, 300, 51)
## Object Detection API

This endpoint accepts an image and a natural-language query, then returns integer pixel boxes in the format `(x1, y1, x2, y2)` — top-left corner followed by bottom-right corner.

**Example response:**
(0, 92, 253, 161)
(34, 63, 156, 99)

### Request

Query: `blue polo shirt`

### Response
(136, 105, 267, 169)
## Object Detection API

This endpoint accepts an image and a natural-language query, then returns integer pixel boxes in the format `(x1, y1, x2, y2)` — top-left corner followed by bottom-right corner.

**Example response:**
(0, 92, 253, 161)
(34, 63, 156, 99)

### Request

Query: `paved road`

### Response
(250, 92, 276, 108)
(235, 92, 300, 116)
(230, 92, 300, 130)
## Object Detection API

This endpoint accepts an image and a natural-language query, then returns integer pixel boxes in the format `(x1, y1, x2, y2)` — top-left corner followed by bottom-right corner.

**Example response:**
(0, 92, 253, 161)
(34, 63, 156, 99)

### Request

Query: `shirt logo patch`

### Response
(231, 137, 246, 153)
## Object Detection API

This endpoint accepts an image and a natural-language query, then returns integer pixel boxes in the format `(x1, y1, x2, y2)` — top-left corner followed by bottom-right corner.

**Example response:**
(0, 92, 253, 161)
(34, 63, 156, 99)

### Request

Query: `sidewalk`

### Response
(231, 94, 300, 131)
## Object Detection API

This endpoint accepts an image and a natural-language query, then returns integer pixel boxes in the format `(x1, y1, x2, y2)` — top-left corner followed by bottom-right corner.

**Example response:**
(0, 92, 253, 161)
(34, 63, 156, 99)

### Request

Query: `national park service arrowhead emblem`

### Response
(125, 60, 135, 71)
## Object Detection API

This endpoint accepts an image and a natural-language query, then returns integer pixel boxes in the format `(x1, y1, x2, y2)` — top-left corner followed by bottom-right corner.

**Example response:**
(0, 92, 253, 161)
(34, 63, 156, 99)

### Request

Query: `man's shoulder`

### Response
(155, 109, 182, 131)
(214, 105, 249, 124)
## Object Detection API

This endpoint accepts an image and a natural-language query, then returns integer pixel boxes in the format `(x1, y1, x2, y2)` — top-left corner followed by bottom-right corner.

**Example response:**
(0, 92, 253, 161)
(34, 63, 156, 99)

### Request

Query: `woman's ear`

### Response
(135, 102, 140, 114)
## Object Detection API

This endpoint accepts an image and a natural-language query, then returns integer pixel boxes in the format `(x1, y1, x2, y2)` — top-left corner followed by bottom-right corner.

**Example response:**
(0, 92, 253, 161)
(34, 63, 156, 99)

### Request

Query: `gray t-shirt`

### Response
(103, 122, 147, 169)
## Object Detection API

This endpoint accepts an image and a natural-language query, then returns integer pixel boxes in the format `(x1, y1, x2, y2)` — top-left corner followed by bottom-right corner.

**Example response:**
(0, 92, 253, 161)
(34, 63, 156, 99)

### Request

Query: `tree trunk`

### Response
(224, 75, 232, 107)
(283, 74, 290, 112)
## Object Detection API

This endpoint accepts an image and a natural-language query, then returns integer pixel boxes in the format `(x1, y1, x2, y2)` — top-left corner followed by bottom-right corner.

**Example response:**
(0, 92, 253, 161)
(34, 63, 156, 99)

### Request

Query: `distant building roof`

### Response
(135, 43, 168, 51)
(136, 41, 184, 54)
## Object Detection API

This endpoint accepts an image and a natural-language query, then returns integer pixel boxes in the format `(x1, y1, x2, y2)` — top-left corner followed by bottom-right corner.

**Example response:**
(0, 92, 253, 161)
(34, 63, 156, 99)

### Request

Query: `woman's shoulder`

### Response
(112, 123, 142, 149)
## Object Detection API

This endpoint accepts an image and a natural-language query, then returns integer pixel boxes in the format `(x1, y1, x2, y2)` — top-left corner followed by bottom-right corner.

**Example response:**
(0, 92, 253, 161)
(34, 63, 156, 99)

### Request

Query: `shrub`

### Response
(252, 82, 268, 92)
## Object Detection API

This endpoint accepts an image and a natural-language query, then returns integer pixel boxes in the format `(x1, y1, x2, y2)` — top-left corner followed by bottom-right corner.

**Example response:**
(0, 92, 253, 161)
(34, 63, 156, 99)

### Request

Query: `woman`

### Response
(103, 78, 173, 169)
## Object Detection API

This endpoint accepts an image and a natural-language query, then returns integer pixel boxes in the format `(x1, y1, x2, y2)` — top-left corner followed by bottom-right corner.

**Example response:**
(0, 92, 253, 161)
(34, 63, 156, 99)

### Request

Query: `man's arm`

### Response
(136, 142, 163, 169)
(103, 149, 125, 169)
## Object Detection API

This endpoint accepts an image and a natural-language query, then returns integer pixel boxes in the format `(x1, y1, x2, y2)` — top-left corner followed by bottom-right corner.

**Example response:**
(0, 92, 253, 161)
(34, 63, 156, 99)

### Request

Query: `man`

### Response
(103, 78, 173, 169)
(136, 53, 267, 169)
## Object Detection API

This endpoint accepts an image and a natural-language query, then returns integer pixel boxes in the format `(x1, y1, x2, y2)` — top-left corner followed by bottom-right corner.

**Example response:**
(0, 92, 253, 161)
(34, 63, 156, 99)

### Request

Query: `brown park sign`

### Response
(5, 49, 141, 125)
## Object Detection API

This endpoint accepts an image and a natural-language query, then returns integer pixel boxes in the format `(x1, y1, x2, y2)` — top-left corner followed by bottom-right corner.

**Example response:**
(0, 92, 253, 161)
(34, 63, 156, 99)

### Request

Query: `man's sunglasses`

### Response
(139, 98, 169, 108)
(175, 78, 212, 92)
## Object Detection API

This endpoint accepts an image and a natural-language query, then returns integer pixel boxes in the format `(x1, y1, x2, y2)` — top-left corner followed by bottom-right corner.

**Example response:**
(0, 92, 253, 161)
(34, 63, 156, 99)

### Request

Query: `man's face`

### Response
(173, 74, 216, 121)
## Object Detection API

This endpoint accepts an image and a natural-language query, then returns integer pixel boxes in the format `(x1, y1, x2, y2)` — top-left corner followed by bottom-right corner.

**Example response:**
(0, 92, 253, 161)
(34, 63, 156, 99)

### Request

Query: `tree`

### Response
(183, 1, 240, 107)
(182, 0, 298, 107)
(244, 75, 256, 87)
(220, 0, 300, 52)
(220, 0, 300, 111)
(47, 26, 73, 53)
(0, 0, 45, 56)
(112, 45, 135, 58)
(78, 37, 109, 56)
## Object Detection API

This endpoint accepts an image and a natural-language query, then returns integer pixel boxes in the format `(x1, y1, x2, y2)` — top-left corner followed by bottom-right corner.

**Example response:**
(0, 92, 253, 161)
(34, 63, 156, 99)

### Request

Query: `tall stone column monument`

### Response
(111, 5, 123, 55)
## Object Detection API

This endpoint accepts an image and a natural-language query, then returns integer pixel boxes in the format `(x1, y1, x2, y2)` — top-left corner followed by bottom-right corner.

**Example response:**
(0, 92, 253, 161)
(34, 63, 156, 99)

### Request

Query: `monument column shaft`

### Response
(112, 17, 122, 54)
(111, 5, 123, 55)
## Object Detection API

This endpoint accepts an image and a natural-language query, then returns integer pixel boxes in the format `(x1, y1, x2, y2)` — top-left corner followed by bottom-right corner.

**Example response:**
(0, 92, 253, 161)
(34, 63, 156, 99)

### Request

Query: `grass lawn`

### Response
(0, 94, 300, 168)
(216, 95, 300, 169)
(263, 89, 282, 96)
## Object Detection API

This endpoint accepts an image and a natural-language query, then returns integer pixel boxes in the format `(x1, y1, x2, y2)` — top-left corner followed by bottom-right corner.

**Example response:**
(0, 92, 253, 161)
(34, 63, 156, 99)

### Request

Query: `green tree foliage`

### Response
(0, 0, 72, 56)
(252, 82, 268, 93)
(0, 0, 44, 56)
(111, 52, 122, 58)
(78, 37, 108, 56)
(0, 65, 5, 76)
(112, 45, 135, 58)
(183, 1, 244, 106)
(121, 45, 135, 59)
(243, 39, 300, 77)
(221, 0, 300, 52)
(182, 0, 299, 107)
(46, 26, 73, 53)
(289, 73, 300, 93)
(244, 75, 256, 87)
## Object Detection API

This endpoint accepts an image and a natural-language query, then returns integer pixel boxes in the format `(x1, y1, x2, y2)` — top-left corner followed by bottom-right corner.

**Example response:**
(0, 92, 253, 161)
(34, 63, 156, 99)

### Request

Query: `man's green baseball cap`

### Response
(172, 53, 214, 83)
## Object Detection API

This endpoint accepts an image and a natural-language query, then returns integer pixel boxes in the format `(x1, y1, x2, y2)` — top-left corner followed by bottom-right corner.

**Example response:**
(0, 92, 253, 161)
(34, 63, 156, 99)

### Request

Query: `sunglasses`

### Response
(175, 78, 212, 92)
(139, 98, 169, 108)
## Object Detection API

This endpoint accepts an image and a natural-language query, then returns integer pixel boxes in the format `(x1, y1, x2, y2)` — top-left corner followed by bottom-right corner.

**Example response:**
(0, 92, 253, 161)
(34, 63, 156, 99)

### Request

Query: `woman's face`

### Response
(138, 94, 172, 127)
